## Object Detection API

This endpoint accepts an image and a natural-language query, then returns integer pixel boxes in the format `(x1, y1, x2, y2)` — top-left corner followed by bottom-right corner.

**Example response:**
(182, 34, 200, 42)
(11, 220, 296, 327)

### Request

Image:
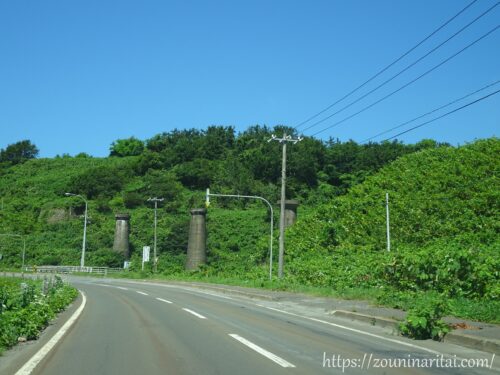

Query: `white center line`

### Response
(116, 286, 128, 290)
(229, 334, 296, 368)
(182, 308, 207, 319)
(136, 291, 149, 296)
(156, 297, 173, 304)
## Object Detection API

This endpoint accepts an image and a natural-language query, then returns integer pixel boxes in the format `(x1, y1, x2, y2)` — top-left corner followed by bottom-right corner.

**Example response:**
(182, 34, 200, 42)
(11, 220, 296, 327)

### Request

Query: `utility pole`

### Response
(386, 192, 391, 252)
(268, 133, 302, 278)
(148, 197, 164, 272)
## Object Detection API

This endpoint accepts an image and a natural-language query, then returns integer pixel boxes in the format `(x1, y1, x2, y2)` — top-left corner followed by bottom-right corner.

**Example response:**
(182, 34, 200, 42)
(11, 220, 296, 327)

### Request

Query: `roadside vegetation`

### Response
(0, 129, 498, 338)
(0, 276, 78, 353)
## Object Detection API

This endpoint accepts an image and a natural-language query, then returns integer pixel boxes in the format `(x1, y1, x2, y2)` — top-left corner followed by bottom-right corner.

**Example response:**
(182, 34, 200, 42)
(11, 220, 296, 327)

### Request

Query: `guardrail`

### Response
(31, 265, 125, 276)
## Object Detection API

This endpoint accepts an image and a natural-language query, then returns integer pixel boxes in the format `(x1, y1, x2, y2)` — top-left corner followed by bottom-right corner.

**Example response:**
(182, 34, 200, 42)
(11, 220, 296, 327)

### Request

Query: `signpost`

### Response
(142, 246, 150, 271)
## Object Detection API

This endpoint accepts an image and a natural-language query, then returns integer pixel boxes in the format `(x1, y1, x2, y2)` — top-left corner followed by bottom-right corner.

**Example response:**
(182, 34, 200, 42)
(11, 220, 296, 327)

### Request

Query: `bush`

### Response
(399, 295, 450, 341)
(0, 276, 77, 352)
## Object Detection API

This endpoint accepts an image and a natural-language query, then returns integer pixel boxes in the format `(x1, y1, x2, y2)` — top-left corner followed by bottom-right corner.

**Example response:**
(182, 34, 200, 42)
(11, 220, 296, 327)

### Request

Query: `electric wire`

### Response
(309, 24, 500, 138)
(361, 79, 500, 143)
(294, 0, 479, 130)
(383, 88, 500, 141)
(300, 1, 499, 133)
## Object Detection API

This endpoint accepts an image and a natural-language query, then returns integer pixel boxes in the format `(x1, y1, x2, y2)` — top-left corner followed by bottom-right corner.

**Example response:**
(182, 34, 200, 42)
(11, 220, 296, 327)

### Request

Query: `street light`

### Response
(64, 193, 88, 269)
(206, 189, 274, 281)
(147, 197, 164, 273)
(0, 233, 26, 276)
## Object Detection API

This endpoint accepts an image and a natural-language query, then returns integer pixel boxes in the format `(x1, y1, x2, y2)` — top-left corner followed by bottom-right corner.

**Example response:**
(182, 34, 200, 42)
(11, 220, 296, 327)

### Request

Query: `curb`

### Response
(331, 310, 399, 330)
(444, 331, 500, 356)
(181, 283, 277, 301)
(330, 310, 500, 356)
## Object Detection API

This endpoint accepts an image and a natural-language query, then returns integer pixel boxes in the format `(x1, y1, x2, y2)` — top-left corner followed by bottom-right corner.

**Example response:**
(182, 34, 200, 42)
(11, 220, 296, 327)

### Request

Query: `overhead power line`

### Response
(300, 1, 499, 133)
(383, 88, 500, 141)
(309, 24, 500, 138)
(361, 79, 500, 143)
(294, 0, 480, 130)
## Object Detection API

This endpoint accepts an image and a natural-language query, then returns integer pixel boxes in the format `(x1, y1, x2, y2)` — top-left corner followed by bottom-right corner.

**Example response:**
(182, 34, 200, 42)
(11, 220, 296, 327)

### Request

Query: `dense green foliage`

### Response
(0, 276, 78, 353)
(0, 140, 39, 168)
(285, 138, 499, 326)
(110, 137, 145, 157)
(286, 139, 499, 294)
(0, 128, 497, 327)
(0, 125, 431, 271)
(399, 294, 450, 341)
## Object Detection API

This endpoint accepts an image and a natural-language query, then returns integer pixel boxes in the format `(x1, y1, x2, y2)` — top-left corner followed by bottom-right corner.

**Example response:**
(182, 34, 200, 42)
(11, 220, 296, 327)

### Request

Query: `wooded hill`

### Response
(0, 128, 497, 322)
(0, 125, 444, 271)
(286, 138, 498, 320)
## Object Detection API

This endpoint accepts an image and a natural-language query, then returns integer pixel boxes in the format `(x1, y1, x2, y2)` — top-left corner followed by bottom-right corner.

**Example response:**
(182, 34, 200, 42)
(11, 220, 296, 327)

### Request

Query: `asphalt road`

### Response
(5, 277, 498, 375)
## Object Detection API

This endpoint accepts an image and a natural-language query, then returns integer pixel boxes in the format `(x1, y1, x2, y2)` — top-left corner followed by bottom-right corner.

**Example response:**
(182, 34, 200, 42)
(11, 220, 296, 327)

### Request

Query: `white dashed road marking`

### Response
(229, 334, 296, 368)
(182, 308, 207, 319)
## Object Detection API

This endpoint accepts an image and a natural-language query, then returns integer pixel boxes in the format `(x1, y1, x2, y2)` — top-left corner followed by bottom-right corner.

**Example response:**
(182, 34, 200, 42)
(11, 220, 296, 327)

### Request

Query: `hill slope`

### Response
(286, 138, 499, 302)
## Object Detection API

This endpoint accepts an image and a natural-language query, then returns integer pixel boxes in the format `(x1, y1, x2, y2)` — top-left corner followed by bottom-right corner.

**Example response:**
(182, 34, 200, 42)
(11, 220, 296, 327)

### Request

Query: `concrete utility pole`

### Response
(65, 193, 88, 268)
(386, 192, 391, 252)
(148, 197, 164, 272)
(268, 133, 302, 278)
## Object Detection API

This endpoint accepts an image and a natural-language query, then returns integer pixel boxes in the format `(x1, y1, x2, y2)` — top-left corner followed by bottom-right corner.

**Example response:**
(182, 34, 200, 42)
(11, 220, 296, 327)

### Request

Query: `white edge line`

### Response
(255, 304, 441, 355)
(156, 297, 173, 304)
(15, 291, 87, 375)
(229, 334, 295, 368)
(182, 308, 207, 319)
(136, 291, 148, 295)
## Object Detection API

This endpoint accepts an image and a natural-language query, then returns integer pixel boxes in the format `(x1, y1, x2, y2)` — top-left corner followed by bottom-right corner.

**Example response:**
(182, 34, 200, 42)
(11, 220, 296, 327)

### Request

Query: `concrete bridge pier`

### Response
(113, 213, 130, 259)
(185, 208, 207, 270)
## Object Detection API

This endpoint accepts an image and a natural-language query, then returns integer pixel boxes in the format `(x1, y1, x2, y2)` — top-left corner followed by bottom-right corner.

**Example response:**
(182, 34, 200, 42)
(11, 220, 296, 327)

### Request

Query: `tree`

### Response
(109, 137, 144, 157)
(0, 140, 39, 165)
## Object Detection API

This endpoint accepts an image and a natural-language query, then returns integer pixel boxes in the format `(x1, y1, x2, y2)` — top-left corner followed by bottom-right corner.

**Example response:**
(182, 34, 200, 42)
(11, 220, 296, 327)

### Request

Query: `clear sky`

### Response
(0, 0, 498, 157)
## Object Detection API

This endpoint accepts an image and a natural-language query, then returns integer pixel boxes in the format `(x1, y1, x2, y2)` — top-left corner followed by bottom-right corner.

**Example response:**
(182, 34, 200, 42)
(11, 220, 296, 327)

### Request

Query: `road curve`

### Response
(8, 277, 496, 375)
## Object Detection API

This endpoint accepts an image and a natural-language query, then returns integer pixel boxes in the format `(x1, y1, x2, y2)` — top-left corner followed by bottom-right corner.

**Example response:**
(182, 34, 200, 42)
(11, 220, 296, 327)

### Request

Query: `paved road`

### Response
(8, 277, 498, 375)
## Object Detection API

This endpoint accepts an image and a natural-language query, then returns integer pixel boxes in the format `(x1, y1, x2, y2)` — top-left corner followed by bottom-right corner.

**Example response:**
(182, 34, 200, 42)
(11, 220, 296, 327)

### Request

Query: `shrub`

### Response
(399, 295, 450, 341)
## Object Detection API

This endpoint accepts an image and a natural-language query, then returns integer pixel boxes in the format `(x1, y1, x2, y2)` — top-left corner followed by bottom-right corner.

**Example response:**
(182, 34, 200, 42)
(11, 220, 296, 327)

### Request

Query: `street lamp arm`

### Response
(206, 191, 274, 281)
(207, 193, 272, 211)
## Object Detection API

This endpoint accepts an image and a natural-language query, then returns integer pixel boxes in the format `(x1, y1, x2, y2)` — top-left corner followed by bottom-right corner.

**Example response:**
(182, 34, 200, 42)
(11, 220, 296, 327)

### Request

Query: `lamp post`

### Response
(64, 193, 88, 269)
(0, 233, 26, 276)
(147, 197, 164, 273)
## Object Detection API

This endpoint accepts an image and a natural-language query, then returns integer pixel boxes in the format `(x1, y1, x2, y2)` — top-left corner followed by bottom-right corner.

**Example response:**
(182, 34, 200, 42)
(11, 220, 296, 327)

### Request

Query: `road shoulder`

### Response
(0, 292, 84, 375)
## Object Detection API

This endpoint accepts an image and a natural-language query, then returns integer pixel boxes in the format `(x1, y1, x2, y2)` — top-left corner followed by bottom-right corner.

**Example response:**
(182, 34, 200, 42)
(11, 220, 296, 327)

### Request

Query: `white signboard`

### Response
(142, 246, 150, 262)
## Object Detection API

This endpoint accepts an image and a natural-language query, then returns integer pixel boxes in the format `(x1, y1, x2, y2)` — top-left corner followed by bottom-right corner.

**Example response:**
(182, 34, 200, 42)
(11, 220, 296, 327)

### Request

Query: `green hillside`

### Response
(0, 130, 497, 323)
(286, 138, 499, 320)
(0, 126, 435, 272)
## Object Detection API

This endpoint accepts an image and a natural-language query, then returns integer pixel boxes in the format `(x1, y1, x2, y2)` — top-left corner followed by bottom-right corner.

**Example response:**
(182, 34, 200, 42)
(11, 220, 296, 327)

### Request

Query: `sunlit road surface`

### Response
(19, 277, 498, 375)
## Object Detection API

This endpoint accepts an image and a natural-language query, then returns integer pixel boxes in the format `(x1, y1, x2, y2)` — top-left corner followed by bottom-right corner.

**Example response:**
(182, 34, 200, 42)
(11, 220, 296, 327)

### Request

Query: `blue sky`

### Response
(0, 0, 498, 157)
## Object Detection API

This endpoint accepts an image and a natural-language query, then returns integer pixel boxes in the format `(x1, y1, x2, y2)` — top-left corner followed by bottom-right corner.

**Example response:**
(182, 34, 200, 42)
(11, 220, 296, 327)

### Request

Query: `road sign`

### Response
(142, 246, 150, 271)
(142, 246, 150, 262)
